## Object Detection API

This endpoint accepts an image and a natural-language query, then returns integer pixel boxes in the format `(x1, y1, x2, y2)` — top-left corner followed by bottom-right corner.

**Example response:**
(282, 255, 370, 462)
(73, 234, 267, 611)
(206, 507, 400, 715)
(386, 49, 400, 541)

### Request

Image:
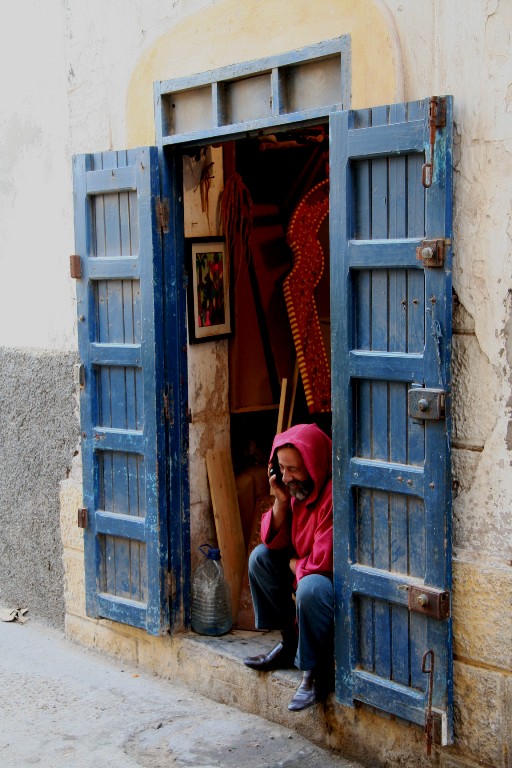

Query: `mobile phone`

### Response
(270, 454, 283, 483)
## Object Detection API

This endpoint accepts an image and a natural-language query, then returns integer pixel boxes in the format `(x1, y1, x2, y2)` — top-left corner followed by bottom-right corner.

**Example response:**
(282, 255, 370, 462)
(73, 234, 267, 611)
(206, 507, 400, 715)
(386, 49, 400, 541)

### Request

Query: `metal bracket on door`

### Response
(422, 96, 447, 189)
(416, 239, 446, 268)
(408, 388, 445, 420)
(77, 507, 88, 529)
(408, 585, 451, 619)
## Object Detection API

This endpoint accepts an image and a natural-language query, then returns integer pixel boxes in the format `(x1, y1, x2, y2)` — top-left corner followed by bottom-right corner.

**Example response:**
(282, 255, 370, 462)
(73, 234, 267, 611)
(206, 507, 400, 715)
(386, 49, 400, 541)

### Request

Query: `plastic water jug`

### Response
(191, 544, 232, 636)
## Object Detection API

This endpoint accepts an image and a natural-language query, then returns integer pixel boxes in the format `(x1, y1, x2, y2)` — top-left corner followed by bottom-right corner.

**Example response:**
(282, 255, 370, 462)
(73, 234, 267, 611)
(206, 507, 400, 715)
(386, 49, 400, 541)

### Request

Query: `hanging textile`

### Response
(284, 179, 331, 413)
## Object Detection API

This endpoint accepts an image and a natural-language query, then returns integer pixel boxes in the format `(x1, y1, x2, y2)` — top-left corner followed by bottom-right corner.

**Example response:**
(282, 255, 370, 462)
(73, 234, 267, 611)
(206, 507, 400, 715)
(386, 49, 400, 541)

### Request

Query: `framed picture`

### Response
(187, 239, 232, 343)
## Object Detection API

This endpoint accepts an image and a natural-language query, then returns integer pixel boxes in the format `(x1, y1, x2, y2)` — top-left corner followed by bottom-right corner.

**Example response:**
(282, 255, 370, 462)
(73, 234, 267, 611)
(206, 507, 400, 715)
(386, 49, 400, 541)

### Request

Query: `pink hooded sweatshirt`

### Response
(260, 423, 333, 585)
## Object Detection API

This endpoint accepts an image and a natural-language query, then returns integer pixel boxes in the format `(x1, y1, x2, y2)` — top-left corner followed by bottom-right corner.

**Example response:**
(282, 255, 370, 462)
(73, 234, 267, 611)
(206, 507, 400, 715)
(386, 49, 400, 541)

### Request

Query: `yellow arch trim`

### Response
(126, 0, 402, 147)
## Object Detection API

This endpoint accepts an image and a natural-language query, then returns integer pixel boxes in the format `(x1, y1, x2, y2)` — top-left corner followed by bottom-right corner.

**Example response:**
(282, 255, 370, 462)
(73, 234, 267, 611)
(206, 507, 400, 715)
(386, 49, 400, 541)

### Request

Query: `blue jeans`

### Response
(248, 543, 334, 671)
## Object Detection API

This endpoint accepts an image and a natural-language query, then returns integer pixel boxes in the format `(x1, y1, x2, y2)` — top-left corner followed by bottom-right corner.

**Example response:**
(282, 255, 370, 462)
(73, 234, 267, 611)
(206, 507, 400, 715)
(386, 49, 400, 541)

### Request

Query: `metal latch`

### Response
(409, 585, 451, 619)
(416, 239, 446, 268)
(408, 388, 445, 420)
(77, 508, 88, 529)
(156, 197, 170, 234)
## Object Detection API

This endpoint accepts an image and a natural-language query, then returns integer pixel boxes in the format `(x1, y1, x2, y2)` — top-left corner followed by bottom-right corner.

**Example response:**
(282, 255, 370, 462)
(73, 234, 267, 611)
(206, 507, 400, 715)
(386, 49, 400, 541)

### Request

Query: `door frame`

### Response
(156, 38, 352, 629)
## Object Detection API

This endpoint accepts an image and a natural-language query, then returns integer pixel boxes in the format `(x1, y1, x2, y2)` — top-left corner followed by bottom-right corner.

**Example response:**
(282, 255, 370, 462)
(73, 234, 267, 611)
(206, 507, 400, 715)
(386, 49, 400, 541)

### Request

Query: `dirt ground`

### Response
(0, 614, 364, 768)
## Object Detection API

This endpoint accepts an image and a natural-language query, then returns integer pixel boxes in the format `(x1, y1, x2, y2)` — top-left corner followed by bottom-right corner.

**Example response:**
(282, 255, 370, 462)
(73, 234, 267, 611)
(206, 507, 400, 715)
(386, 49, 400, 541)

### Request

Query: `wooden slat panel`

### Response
(74, 146, 170, 635)
(347, 120, 424, 160)
(348, 239, 421, 269)
(96, 511, 146, 541)
(96, 593, 147, 627)
(93, 428, 144, 453)
(108, 259, 133, 596)
(349, 351, 424, 382)
(353, 670, 425, 726)
(350, 459, 424, 496)
(89, 258, 140, 280)
(86, 165, 137, 195)
(351, 564, 424, 604)
(91, 344, 141, 367)
(387, 124, 414, 680)
(332, 97, 453, 733)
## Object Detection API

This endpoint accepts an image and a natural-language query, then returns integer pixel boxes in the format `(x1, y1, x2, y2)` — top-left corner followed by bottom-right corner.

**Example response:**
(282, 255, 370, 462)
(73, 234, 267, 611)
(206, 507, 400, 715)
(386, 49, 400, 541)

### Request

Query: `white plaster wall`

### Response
(0, 0, 221, 351)
(0, 1, 74, 350)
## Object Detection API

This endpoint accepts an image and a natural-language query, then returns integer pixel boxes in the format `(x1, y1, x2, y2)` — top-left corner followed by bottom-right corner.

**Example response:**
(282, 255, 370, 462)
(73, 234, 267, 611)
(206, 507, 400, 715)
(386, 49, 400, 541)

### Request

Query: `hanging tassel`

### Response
(220, 172, 253, 288)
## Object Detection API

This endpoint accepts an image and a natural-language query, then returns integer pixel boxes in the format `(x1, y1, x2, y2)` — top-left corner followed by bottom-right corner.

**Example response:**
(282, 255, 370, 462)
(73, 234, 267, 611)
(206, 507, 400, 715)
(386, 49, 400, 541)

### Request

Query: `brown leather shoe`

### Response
(243, 641, 296, 671)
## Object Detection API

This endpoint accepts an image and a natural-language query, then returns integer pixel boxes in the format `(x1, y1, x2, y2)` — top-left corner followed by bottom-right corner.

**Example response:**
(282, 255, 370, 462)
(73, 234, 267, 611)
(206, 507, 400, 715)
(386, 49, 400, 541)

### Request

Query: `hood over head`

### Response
(270, 423, 332, 504)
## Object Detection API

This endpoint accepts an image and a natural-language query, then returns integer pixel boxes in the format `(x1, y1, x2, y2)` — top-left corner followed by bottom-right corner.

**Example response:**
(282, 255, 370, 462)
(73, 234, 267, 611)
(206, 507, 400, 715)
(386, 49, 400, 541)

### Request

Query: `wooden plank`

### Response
(90, 343, 141, 367)
(286, 360, 299, 430)
(348, 120, 424, 160)
(370, 105, 392, 684)
(276, 378, 287, 434)
(86, 165, 137, 195)
(350, 458, 424, 496)
(206, 449, 246, 623)
(158, 37, 347, 95)
(349, 350, 424, 382)
(388, 119, 412, 682)
(348, 239, 421, 270)
(353, 670, 425, 726)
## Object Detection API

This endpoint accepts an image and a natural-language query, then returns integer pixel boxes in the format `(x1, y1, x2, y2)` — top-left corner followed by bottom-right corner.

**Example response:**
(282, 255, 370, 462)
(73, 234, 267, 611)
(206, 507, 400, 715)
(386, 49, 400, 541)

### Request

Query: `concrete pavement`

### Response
(0, 615, 365, 768)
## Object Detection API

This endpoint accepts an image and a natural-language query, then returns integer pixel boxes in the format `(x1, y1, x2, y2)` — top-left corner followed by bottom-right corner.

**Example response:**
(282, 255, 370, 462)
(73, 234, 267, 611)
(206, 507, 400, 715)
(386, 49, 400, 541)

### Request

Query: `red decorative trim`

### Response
(284, 180, 331, 413)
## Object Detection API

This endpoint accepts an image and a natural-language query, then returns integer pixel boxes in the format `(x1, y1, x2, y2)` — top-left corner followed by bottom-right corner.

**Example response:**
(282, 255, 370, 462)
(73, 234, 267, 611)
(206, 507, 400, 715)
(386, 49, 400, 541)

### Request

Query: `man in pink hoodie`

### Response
(243, 423, 334, 712)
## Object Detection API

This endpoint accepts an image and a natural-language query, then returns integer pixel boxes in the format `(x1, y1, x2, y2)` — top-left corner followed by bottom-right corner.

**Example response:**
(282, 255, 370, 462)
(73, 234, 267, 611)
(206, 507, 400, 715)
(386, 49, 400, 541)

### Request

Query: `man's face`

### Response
(276, 446, 313, 501)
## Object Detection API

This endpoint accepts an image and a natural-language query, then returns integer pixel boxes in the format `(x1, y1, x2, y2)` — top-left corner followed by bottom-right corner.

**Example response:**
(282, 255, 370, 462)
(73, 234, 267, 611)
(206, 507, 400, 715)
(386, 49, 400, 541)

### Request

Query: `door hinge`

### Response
(416, 238, 449, 268)
(156, 196, 170, 234)
(408, 387, 445, 420)
(422, 96, 447, 188)
(69, 254, 82, 279)
(77, 507, 88, 529)
(73, 362, 85, 389)
(163, 385, 174, 424)
(409, 585, 451, 619)
(165, 571, 177, 601)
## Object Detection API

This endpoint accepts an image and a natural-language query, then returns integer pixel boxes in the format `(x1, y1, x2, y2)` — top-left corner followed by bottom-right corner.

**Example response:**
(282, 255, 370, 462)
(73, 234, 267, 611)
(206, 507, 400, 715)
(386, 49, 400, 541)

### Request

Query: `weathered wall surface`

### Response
(0, 349, 79, 627)
(387, 4, 512, 766)
(60, 2, 512, 767)
(0, 0, 510, 765)
(0, 1, 81, 627)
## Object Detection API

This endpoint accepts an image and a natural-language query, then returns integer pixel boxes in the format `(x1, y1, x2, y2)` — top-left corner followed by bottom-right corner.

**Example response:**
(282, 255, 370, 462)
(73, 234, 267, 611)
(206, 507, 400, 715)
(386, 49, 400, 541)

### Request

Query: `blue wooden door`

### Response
(330, 98, 453, 740)
(73, 147, 171, 635)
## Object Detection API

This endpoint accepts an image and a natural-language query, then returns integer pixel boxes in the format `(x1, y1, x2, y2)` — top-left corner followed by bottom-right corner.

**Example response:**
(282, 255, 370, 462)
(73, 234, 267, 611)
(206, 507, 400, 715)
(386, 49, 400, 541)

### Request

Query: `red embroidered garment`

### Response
(284, 179, 331, 413)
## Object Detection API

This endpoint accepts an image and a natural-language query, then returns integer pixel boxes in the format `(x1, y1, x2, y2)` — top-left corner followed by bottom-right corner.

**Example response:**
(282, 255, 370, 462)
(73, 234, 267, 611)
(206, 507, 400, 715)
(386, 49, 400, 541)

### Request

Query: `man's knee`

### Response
(248, 542, 270, 578)
(295, 574, 334, 612)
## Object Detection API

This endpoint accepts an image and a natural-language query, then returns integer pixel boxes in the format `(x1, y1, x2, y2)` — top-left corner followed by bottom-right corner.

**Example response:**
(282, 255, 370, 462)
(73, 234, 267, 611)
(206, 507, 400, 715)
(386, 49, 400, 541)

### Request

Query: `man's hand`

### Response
(267, 462, 290, 536)
(289, 557, 297, 575)
(268, 462, 290, 503)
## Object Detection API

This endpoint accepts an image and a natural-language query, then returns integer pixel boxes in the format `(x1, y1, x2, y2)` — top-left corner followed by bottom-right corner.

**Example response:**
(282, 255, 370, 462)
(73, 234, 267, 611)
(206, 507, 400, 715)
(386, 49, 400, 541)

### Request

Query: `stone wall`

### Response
(0, 348, 79, 627)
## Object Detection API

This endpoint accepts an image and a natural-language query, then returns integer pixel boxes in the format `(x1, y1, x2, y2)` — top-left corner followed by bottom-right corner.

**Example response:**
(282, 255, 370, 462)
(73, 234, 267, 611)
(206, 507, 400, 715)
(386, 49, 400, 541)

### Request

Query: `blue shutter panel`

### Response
(73, 147, 169, 635)
(330, 98, 453, 740)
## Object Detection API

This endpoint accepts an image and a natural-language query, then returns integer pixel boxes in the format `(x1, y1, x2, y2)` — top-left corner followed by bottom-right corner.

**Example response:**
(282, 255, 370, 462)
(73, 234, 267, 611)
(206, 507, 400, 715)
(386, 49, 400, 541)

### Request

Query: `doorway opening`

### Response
(183, 122, 332, 562)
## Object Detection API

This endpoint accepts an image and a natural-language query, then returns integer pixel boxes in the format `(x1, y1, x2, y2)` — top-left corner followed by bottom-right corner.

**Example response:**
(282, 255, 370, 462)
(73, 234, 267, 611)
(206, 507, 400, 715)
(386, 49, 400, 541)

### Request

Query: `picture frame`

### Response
(187, 238, 232, 343)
